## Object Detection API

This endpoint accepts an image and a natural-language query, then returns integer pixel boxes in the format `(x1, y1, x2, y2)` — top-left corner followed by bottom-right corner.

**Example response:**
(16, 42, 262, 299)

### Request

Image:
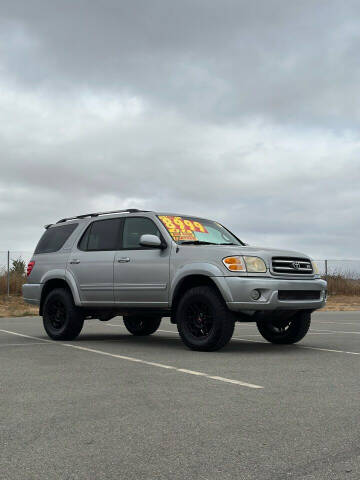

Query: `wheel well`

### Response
(40, 279, 72, 315)
(171, 275, 222, 323)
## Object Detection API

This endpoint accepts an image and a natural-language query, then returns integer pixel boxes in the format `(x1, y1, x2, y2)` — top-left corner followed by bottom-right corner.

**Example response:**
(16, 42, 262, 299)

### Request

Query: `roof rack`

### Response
(56, 209, 149, 224)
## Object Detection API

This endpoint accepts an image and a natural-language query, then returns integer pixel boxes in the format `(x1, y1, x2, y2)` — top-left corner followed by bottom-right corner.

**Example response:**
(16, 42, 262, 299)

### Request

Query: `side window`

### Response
(122, 217, 160, 249)
(35, 223, 78, 254)
(79, 219, 121, 251)
(78, 226, 91, 251)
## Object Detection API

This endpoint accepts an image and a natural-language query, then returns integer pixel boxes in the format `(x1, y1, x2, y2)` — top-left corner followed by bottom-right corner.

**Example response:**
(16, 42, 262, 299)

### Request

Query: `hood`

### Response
(176, 244, 313, 275)
(231, 245, 311, 260)
(179, 244, 311, 261)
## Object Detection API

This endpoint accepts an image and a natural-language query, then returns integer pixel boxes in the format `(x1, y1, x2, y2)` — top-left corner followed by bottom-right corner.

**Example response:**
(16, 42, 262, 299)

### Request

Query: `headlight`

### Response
(312, 261, 319, 274)
(243, 256, 267, 273)
(223, 256, 267, 273)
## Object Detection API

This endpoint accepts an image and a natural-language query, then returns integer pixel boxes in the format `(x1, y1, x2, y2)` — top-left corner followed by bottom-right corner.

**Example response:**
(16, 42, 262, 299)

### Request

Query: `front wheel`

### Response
(256, 310, 311, 344)
(123, 316, 162, 336)
(176, 286, 234, 351)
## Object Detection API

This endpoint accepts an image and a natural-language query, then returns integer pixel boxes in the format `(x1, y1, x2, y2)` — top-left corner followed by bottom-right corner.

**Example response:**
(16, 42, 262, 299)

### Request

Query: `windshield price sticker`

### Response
(158, 216, 208, 241)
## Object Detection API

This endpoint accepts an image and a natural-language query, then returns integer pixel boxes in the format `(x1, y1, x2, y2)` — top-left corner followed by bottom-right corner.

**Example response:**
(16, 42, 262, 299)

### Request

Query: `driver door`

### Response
(114, 217, 170, 307)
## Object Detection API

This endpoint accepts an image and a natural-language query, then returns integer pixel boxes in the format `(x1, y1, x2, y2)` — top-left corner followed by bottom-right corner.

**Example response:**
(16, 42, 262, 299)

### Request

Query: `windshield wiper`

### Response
(218, 243, 239, 245)
(179, 240, 216, 245)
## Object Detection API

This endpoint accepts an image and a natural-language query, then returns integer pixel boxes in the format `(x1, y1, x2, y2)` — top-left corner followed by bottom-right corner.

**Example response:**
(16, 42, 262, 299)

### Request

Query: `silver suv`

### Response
(23, 209, 327, 351)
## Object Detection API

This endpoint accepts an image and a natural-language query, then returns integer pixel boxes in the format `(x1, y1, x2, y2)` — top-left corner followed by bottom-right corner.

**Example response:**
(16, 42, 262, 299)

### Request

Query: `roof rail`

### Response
(56, 209, 149, 224)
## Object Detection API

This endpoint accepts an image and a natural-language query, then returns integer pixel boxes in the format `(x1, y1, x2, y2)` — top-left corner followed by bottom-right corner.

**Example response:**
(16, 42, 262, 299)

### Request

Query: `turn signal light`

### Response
(223, 257, 246, 271)
(27, 261, 35, 277)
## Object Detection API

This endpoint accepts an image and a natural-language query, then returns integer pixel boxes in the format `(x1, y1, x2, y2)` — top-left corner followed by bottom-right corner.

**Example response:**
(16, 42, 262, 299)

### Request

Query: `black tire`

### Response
(256, 310, 311, 344)
(123, 316, 162, 336)
(176, 286, 234, 351)
(43, 288, 84, 340)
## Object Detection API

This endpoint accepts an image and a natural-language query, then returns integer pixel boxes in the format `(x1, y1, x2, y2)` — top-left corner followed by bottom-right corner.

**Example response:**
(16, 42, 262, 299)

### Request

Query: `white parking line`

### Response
(108, 322, 360, 333)
(152, 329, 360, 356)
(299, 346, 360, 355)
(231, 337, 360, 356)
(108, 325, 338, 337)
(314, 322, 360, 325)
(311, 329, 360, 334)
(308, 332, 337, 335)
(232, 332, 337, 336)
(0, 342, 51, 348)
(0, 329, 263, 389)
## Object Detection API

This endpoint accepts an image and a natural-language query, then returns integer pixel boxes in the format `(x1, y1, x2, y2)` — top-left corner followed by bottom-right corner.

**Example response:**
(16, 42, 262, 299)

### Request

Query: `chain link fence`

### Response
(0, 252, 33, 296)
(1, 252, 360, 296)
(315, 259, 360, 278)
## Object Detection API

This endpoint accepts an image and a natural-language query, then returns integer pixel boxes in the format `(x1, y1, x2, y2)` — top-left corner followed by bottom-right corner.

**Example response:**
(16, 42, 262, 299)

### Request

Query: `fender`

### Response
(64, 269, 82, 305)
(40, 269, 82, 306)
(169, 263, 234, 306)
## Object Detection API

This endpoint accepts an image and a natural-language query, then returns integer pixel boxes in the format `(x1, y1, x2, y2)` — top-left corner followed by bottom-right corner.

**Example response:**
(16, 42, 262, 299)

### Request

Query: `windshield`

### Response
(157, 215, 243, 245)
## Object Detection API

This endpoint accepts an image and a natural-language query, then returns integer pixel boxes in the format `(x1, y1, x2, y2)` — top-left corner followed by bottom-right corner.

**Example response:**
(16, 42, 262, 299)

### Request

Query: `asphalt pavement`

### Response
(0, 311, 359, 480)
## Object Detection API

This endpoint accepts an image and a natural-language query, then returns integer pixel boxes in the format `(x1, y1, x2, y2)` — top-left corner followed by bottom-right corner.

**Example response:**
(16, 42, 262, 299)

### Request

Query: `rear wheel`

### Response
(176, 286, 234, 351)
(43, 288, 84, 340)
(256, 310, 311, 344)
(123, 316, 162, 336)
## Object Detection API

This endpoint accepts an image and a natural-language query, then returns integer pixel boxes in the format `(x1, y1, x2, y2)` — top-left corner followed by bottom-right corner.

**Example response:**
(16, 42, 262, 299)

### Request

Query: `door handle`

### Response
(117, 257, 130, 263)
(70, 259, 80, 264)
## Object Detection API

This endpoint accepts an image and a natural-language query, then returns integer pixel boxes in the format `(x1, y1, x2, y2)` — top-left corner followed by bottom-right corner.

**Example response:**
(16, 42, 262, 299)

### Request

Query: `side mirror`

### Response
(139, 234, 164, 249)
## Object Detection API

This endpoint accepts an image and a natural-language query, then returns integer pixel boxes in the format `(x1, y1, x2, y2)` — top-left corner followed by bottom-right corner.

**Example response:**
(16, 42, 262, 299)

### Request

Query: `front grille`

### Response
(272, 257, 313, 275)
(278, 290, 320, 301)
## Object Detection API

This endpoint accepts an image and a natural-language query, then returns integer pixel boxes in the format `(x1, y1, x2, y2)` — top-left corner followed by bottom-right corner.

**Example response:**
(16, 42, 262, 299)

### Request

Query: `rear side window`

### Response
(35, 224, 78, 254)
(78, 218, 121, 251)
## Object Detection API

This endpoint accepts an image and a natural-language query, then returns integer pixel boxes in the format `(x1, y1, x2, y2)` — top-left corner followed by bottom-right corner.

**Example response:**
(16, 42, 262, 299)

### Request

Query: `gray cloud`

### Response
(1, 0, 360, 260)
(3, 0, 360, 125)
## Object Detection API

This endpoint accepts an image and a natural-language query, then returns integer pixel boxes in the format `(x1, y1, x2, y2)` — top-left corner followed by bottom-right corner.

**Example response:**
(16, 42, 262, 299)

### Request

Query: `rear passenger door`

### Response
(114, 217, 170, 307)
(67, 218, 122, 304)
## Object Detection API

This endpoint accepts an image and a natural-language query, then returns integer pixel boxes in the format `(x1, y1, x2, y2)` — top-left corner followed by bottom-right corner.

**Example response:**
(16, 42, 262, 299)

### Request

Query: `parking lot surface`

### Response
(0, 311, 359, 480)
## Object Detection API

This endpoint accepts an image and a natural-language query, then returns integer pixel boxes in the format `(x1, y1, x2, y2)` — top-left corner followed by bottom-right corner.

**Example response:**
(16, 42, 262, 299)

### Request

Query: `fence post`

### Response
(7, 250, 10, 296)
(324, 259, 328, 277)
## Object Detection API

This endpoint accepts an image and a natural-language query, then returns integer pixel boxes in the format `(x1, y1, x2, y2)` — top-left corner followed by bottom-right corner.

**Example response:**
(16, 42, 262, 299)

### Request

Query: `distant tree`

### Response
(11, 257, 26, 276)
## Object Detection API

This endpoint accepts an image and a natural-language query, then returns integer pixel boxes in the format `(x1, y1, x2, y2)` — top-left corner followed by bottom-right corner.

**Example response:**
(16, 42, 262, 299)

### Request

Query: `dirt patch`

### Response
(321, 295, 360, 311)
(0, 295, 38, 318)
(0, 294, 359, 317)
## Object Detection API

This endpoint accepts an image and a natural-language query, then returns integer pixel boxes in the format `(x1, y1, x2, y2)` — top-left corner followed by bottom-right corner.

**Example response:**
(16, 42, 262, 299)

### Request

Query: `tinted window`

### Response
(78, 226, 90, 251)
(35, 224, 78, 254)
(122, 217, 160, 249)
(80, 219, 121, 251)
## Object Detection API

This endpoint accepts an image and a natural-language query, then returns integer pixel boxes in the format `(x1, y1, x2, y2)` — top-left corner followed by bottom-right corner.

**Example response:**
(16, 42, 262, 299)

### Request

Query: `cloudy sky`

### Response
(1, 0, 360, 259)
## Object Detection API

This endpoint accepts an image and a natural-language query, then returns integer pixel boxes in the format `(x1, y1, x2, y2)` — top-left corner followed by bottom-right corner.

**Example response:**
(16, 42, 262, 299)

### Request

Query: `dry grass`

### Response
(0, 295, 38, 318)
(320, 273, 360, 309)
(0, 271, 36, 317)
(321, 295, 360, 311)
(0, 271, 27, 296)
(325, 274, 360, 296)
(1, 272, 360, 316)
(1, 294, 358, 317)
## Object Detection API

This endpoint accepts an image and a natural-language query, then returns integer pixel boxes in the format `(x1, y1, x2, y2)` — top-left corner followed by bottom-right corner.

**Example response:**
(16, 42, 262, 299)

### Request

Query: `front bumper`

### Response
(215, 276, 327, 312)
(22, 283, 42, 306)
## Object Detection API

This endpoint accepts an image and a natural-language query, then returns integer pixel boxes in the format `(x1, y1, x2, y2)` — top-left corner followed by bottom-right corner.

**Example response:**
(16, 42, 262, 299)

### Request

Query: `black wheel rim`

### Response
(269, 318, 293, 335)
(47, 299, 67, 330)
(133, 319, 144, 331)
(185, 301, 214, 338)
